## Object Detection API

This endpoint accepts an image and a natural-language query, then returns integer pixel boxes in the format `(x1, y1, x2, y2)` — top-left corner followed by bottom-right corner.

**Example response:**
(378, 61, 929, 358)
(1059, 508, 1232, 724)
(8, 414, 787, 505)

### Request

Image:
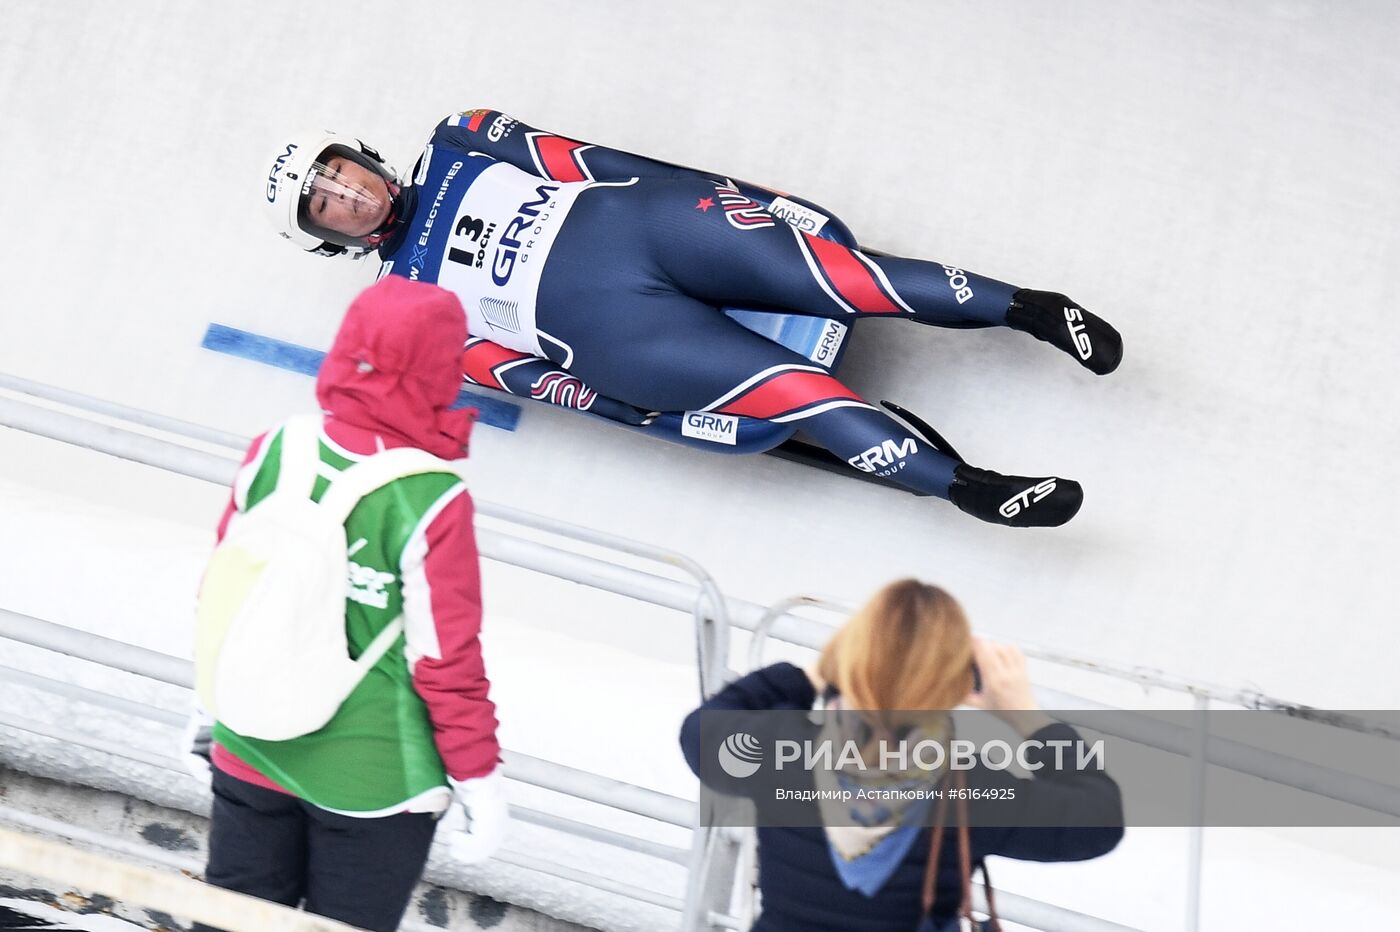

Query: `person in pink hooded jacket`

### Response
(190, 276, 504, 932)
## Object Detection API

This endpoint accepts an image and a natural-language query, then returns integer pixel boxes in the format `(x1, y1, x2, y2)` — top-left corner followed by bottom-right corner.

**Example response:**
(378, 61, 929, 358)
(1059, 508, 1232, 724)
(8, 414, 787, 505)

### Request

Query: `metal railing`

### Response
(9, 374, 1390, 930)
(0, 606, 694, 910)
(735, 596, 1400, 932)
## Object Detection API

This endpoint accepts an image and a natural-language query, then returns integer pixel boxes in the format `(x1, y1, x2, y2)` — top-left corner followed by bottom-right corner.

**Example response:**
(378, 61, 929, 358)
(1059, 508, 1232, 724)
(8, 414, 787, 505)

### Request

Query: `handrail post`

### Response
(693, 580, 732, 700)
(679, 824, 742, 932)
(1185, 692, 1209, 932)
(679, 825, 713, 932)
(745, 595, 852, 673)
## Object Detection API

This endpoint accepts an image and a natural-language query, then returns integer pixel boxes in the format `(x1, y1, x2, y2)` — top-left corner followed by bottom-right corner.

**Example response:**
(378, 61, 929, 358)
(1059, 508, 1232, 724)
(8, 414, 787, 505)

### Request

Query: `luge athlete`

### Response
(262, 110, 1122, 528)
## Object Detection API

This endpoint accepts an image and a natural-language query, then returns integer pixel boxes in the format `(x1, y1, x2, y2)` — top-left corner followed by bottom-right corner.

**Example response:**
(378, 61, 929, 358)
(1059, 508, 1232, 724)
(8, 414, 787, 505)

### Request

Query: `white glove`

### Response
(180, 707, 215, 787)
(446, 769, 508, 864)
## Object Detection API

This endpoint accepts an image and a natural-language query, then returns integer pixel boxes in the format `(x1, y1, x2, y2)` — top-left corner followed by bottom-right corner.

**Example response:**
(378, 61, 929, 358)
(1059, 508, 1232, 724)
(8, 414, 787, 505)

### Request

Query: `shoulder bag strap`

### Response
(923, 769, 1005, 932)
(978, 858, 1001, 932)
(276, 415, 324, 499)
(319, 447, 466, 524)
(320, 445, 464, 674)
(953, 767, 1003, 932)
(920, 774, 953, 918)
(955, 773, 975, 928)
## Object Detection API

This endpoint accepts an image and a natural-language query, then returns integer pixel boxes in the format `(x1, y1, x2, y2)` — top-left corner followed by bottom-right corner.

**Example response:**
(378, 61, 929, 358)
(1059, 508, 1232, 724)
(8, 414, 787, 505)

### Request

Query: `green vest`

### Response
(213, 424, 465, 814)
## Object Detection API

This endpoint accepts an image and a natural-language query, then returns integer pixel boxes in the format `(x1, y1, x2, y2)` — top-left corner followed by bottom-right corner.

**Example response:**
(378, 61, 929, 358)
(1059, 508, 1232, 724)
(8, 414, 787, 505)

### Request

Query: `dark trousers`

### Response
(535, 178, 1022, 501)
(196, 768, 438, 932)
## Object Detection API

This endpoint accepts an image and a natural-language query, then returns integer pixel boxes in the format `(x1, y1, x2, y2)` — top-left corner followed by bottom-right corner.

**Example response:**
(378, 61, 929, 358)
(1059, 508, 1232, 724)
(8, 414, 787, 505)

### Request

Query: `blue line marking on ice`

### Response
(200, 324, 521, 432)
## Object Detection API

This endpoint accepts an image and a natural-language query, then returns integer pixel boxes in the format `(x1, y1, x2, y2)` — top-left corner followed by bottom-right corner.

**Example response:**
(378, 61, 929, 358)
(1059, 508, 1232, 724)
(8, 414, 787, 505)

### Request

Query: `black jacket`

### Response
(679, 663, 1124, 932)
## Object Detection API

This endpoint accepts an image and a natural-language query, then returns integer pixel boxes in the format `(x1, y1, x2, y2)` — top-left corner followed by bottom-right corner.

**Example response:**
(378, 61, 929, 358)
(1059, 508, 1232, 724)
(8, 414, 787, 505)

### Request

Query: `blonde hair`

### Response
(817, 579, 974, 731)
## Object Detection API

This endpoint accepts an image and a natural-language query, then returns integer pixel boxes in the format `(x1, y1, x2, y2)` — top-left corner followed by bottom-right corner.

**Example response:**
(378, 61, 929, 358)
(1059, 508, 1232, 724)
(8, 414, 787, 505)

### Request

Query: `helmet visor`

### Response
(296, 144, 395, 248)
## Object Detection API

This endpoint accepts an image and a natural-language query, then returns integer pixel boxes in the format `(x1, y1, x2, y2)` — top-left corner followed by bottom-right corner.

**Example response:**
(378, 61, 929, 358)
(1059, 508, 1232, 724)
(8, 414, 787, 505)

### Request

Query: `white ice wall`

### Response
(2, 1, 1397, 703)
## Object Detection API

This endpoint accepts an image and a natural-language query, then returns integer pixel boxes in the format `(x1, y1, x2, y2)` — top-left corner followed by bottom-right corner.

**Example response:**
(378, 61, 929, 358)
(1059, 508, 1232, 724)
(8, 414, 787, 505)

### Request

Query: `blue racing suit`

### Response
(377, 110, 1047, 502)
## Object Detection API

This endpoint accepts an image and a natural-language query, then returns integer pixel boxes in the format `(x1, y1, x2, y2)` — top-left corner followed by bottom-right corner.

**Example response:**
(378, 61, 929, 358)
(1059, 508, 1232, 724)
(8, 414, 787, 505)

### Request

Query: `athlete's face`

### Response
(306, 156, 391, 238)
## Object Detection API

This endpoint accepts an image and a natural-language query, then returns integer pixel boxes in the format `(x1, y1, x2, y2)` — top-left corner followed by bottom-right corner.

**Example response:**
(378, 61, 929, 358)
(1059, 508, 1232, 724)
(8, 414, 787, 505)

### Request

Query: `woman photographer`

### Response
(679, 579, 1123, 931)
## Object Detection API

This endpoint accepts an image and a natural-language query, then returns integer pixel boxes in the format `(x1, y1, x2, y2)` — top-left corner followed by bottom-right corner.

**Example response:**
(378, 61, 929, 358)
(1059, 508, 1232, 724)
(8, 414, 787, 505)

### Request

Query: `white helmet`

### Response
(262, 130, 403, 258)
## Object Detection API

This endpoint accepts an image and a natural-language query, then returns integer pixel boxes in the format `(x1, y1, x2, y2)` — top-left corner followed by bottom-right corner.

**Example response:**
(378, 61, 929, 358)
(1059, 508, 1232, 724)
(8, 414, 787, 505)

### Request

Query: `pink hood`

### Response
(315, 276, 475, 459)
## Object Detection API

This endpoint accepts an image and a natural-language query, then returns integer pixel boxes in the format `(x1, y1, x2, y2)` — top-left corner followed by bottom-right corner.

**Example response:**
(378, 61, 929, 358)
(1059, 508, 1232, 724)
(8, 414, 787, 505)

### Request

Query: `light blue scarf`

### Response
(825, 799, 932, 896)
(813, 699, 950, 897)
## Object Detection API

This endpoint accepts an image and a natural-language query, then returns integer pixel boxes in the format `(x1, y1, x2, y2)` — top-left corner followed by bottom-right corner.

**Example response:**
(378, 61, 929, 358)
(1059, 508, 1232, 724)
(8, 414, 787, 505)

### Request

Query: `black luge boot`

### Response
(1005, 289, 1122, 375)
(949, 464, 1083, 528)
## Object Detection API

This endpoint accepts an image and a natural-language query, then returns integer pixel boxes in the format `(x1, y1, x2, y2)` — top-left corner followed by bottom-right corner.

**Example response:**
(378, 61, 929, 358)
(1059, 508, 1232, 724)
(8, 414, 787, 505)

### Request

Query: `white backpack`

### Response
(195, 416, 462, 742)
